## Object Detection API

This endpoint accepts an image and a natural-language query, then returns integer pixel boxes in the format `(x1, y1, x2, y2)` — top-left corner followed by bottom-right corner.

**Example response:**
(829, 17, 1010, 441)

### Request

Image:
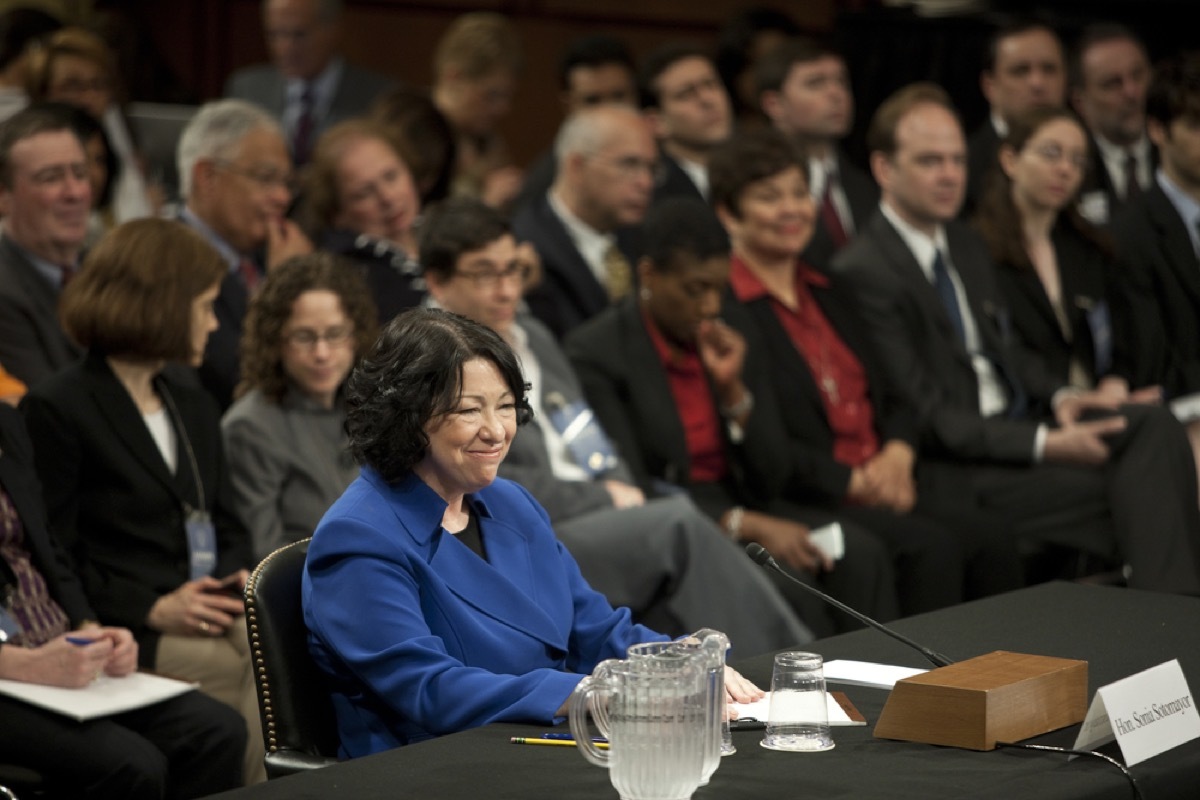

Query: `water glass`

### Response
(761, 651, 835, 752)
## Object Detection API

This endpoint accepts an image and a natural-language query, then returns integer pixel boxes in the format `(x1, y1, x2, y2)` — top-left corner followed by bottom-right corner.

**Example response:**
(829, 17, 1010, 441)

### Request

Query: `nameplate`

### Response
(1072, 659, 1199, 766)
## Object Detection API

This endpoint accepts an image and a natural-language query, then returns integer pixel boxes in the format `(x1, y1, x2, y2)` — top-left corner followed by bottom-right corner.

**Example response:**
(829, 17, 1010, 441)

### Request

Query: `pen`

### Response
(66, 636, 96, 646)
(541, 733, 607, 743)
(510, 737, 608, 749)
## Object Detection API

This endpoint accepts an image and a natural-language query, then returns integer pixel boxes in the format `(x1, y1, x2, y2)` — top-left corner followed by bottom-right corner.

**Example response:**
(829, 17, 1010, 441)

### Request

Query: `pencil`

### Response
(510, 736, 609, 749)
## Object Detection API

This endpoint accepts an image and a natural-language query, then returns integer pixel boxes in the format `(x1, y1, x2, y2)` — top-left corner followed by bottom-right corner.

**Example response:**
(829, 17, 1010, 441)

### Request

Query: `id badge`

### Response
(545, 398, 618, 477)
(185, 508, 217, 581)
(0, 604, 22, 643)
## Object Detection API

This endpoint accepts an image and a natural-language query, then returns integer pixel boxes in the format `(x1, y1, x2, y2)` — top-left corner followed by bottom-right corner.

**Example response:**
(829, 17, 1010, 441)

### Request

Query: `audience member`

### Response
(303, 308, 677, 755)
(223, 253, 378, 561)
(515, 104, 653, 339)
(704, 132, 1020, 601)
(301, 118, 424, 322)
(0, 104, 88, 388)
(431, 12, 523, 209)
(422, 197, 814, 653)
(757, 36, 878, 270)
(1070, 23, 1155, 226)
(566, 198, 935, 630)
(369, 84, 457, 206)
(51, 100, 119, 247)
(714, 6, 800, 129)
(832, 82, 1200, 593)
(225, 0, 394, 167)
(965, 19, 1067, 214)
(24, 26, 157, 221)
(1111, 52, 1200, 449)
(0, 6, 61, 123)
(177, 98, 313, 410)
(0, 404, 247, 799)
(639, 43, 733, 204)
(19, 218, 265, 782)
(513, 33, 638, 212)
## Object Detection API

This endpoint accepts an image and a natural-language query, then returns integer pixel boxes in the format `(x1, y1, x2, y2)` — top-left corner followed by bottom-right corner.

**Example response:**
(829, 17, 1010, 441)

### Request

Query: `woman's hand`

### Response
(0, 633, 114, 688)
(738, 511, 832, 574)
(724, 666, 763, 704)
(146, 576, 246, 637)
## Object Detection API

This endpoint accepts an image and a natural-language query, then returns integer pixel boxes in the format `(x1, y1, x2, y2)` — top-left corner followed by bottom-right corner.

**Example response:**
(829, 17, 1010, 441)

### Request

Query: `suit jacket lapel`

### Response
(537, 199, 610, 317)
(1149, 188, 1200, 308)
(378, 471, 566, 650)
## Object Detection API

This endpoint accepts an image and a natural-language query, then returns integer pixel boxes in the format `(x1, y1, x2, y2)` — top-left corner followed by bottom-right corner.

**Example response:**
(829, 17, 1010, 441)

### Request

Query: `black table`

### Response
(206, 582, 1200, 799)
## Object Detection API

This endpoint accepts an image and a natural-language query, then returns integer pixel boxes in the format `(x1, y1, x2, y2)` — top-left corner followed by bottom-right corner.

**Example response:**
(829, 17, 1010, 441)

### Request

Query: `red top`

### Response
(729, 254, 878, 467)
(642, 309, 728, 482)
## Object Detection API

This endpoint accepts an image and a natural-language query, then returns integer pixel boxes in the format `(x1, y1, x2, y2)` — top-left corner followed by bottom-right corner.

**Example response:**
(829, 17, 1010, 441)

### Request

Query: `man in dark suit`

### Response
(513, 104, 653, 339)
(639, 43, 733, 206)
(1111, 52, 1200, 401)
(756, 37, 878, 271)
(422, 196, 815, 655)
(224, 0, 393, 166)
(0, 405, 247, 798)
(0, 104, 88, 388)
(1070, 23, 1155, 227)
(964, 19, 1066, 215)
(176, 99, 312, 409)
(833, 82, 1200, 595)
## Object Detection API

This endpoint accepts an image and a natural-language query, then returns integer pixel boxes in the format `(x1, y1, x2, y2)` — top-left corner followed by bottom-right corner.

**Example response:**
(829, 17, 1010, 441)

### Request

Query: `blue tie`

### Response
(932, 249, 966, 344)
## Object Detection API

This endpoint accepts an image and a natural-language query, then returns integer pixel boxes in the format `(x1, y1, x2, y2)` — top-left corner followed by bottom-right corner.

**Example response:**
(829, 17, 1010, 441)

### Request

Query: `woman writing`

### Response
(20, 219, 264, 783)
(222, 253, 378, 561)
(303, 309, 760, 757)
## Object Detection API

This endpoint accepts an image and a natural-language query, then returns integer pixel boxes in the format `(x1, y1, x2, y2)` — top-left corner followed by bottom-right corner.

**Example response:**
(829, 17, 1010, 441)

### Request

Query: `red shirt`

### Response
(642, 310, 728, 482)
(729, 255, 879, 467)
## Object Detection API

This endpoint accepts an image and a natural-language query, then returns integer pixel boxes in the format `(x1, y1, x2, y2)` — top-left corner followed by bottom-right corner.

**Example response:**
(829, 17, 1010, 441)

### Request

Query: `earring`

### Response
(640, 286, 652, 301)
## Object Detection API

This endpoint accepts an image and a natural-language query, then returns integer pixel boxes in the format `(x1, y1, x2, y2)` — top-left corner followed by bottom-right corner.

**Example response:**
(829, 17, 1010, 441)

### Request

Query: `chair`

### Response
(244, 539, 339, 778)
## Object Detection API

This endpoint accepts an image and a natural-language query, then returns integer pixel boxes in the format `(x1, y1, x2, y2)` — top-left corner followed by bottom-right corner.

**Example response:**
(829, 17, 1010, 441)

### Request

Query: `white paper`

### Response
(732, 691, 864, 726)
(822, 659, 928, 690)
(0, 671, 197, 721)
(1073, 659, 1200, 766)
(809, 523, 845, 561)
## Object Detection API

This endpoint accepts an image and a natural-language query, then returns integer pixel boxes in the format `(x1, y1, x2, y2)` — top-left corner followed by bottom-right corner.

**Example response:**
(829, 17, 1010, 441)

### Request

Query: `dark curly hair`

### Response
(345, 308, 532, 483)
(235, 252, 379, 403)
(708, 126, 808, 218)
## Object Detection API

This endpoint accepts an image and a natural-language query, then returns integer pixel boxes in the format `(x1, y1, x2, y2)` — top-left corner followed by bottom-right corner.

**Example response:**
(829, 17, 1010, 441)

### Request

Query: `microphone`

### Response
(745, 542, 954, 668)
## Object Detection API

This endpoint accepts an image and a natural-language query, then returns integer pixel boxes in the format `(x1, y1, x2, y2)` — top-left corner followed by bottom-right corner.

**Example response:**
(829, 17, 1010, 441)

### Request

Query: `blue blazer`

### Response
(302, 469, 664, 758)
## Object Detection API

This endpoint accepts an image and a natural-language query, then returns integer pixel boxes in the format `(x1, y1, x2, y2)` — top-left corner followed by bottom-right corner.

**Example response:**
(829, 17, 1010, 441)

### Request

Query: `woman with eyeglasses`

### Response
(972, 107, 1149, 401)
(222, 253, 378, 562)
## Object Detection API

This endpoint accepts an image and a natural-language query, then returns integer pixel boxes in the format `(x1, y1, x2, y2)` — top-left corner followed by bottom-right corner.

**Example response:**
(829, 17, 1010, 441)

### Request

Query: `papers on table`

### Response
(0, 671, 196, 721)
(822, 659, 928, 690)
(732, 691, 866, 726)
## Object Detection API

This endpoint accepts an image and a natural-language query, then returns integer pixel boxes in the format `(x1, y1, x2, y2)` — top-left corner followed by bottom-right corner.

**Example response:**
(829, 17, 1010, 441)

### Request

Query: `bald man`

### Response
(514, 105, 656, 338)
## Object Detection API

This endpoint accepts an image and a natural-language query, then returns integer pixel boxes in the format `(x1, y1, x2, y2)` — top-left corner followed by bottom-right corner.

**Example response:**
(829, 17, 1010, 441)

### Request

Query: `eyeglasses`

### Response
(591, 154, 658, 180)
(1028, 143, 1088, 171)
(454, 261, 532, 288)
(283, 326, 354, 349)
(213, 161, 298, 194)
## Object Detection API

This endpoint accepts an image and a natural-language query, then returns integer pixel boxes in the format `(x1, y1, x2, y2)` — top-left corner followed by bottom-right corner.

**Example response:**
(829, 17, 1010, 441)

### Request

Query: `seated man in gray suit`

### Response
(224, 0, 393, 165)
(0, 104, 88, 388)
(833, 82, 1200, 595)
(421, 196, 815, 657)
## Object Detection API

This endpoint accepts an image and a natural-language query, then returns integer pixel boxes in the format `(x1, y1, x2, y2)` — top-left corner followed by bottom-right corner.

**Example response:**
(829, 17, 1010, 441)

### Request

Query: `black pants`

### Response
(0, 689, 246, 799)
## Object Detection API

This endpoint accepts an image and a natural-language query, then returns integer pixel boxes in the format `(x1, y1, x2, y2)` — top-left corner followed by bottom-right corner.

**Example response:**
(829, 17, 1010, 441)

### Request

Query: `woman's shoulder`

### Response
(221, 388, 281, 429)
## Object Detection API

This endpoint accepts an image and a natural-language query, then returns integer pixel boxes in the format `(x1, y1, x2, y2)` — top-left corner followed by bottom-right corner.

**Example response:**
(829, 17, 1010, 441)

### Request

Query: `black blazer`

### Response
(833, 212, 1062, 464)
(1076, 135, 1157, 227)
(802, 154, 879, 272)
(1111, 183, 1200, 396)
(993, 220, 1132, 387)
(513, 193, 641, 339)
(0, 405, 94, 627)
(20, 352, 251, 667)
(651, 151, 706, 207)
(0, 235, 83, 388)
(563, 297, 787, 514)
(964, 122, 1002, 218)
(728, 263, 918, 505)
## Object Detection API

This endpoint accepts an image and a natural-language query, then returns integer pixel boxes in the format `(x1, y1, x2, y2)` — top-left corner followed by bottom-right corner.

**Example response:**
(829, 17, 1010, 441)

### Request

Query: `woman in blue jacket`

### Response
(304, 309, 762, 758)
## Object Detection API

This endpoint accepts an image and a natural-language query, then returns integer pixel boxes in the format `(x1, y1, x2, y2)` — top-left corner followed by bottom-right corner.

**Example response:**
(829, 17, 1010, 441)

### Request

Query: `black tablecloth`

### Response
(206, 582, 1200, 799)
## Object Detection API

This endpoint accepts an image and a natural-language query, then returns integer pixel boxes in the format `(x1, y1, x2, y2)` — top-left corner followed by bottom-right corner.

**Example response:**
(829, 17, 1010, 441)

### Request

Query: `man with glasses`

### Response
(424, 196, 816, 656)
(177, 98, 312, 410)
(514, 104, 656, 339)
(0, 104, 90, 388)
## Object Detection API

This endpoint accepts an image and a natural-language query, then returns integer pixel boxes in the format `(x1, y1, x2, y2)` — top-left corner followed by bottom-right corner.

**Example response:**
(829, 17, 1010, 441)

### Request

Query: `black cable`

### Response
(995, 741, 1143, 800)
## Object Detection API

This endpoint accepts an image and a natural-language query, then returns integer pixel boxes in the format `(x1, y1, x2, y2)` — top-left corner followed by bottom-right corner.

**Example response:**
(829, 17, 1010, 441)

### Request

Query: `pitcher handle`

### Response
(569, 674, 611, 767)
